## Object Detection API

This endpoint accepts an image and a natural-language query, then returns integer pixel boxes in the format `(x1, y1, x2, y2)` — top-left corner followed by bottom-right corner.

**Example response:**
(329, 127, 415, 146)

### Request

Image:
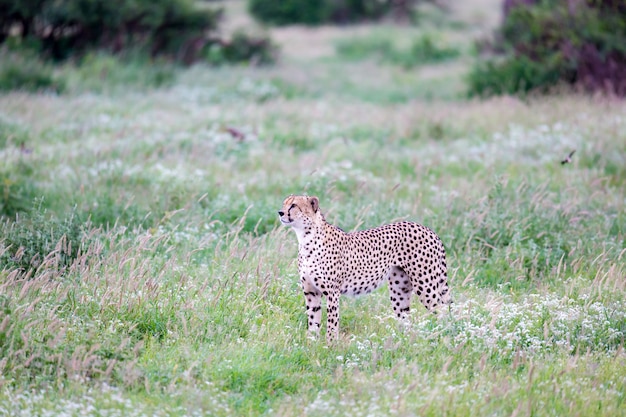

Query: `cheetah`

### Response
(278, 195, 452, 342)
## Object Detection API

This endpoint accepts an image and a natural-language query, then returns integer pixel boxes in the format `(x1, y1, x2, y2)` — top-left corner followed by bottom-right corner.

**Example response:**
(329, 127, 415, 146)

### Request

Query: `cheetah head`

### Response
(278, 195, 321, 229)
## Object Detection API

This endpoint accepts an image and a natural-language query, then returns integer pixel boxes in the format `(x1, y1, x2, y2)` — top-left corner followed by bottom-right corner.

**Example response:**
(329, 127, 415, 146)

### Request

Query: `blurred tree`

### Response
(0, 0, 222, 62)
(248, 0, 330, 25)
(469, 0, 626, 96)
(248, 0, 441, 25)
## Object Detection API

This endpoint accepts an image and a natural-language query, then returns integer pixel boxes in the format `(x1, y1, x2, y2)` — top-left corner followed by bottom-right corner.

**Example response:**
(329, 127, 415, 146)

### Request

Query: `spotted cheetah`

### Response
(278, 195, 452, 342)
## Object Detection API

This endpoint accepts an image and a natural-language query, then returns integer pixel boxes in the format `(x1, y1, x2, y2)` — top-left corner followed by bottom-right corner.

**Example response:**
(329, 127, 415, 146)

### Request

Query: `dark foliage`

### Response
(468, 53, 566, 96)
(0, 0, 222, 62)
(469, 0, 626, 96)
(330, 0, 393, 23)
(248, 0, 393, 26)
(248, 0, 329, 25)
(206, 31, 277, 66)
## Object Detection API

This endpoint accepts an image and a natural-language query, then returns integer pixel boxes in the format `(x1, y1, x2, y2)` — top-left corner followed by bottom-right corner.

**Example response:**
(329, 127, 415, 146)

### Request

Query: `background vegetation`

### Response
(0, 0, 625, 416)
(0, 0, 276, 94)
(0, 0, 223, 61)
(469, 0, 626, 96)
(248, 0, 395, 26)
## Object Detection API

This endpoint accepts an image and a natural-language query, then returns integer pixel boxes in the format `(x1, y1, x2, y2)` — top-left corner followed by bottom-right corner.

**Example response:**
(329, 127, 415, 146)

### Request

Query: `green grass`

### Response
(336, 33, 460, 68)
(0, 1, 625, 415)
(0, 52, 65, 94)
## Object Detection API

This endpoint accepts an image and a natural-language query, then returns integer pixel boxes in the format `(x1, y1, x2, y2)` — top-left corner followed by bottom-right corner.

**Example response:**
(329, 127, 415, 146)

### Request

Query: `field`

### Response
(1, 1, 625, 416)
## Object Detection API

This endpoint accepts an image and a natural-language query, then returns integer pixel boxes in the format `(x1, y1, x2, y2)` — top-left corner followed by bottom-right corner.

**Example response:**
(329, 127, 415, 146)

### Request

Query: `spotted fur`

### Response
(278, 195, 452, 342)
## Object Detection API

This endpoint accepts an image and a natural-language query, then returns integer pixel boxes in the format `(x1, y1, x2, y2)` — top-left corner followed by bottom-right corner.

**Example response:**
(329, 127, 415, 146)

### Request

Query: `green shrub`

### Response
(0, 1, 279, 69)
(248, 0, 393, 26)
(0, 0, 221, 62)
(248, 0, 329, 25)
(329, 0, 392, 22)
(467, 55, 566, 97)
(469, 0, 626, 97)
(389, 35, 460, 67)
(206, 31, 277, 66)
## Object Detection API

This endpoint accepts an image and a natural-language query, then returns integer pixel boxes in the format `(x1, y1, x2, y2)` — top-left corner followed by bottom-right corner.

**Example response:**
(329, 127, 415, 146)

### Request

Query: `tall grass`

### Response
(0, 4, 625, 415)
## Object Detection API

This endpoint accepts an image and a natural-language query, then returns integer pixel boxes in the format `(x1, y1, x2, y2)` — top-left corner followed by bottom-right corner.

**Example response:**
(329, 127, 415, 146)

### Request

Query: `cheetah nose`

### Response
(278, 211, 284, 217)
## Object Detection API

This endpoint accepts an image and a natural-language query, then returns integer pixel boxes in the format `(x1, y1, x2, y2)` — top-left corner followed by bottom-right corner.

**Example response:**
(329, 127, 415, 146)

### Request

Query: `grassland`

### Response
(0, 1, 625, 416)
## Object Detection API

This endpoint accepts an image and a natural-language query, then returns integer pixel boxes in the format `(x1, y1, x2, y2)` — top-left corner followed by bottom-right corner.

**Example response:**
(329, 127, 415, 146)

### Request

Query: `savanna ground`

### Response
(1, 0, 625, 416)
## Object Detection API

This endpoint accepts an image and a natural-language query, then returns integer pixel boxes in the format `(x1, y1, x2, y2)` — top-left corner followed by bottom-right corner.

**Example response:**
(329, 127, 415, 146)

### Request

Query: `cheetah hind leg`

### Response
(424, 278, 453, 317)
(386, 266, 413, 324)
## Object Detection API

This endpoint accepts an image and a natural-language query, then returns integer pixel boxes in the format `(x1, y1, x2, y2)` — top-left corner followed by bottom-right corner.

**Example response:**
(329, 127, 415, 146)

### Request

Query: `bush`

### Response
(390, 35, 460, 67)
(467, 54, 566, 97)
(0, 0, 221, 62)
(248, 0, 329, 25)
(330, 0, 393, 22)
(248, 0, 393, 26)
(206, 31, 277, 66)
(469, 0, 626, 97)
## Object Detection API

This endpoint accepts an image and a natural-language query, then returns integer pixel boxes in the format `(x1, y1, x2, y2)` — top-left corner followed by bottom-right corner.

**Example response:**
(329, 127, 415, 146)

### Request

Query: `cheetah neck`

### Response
(293, 220, 344, 251)
(293, 221, 323, 247)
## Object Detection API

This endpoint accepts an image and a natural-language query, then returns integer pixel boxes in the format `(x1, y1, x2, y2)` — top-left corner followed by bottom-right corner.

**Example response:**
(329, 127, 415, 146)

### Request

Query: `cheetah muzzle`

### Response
(278, 195, 452, 342)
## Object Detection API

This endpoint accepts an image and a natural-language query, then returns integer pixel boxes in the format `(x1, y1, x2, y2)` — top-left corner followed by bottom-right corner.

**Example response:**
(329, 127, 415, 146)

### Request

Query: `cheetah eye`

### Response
(290, 203, 296, 209)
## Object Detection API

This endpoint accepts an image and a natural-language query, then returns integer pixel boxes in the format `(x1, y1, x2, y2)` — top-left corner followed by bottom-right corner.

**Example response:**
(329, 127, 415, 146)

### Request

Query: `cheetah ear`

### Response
(309, 196, 319, 213)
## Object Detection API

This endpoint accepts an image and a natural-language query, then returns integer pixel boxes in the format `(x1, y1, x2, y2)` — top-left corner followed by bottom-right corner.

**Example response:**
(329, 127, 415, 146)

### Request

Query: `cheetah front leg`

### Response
(302, 279, 322, 339)
(326, 290, 340, 342)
